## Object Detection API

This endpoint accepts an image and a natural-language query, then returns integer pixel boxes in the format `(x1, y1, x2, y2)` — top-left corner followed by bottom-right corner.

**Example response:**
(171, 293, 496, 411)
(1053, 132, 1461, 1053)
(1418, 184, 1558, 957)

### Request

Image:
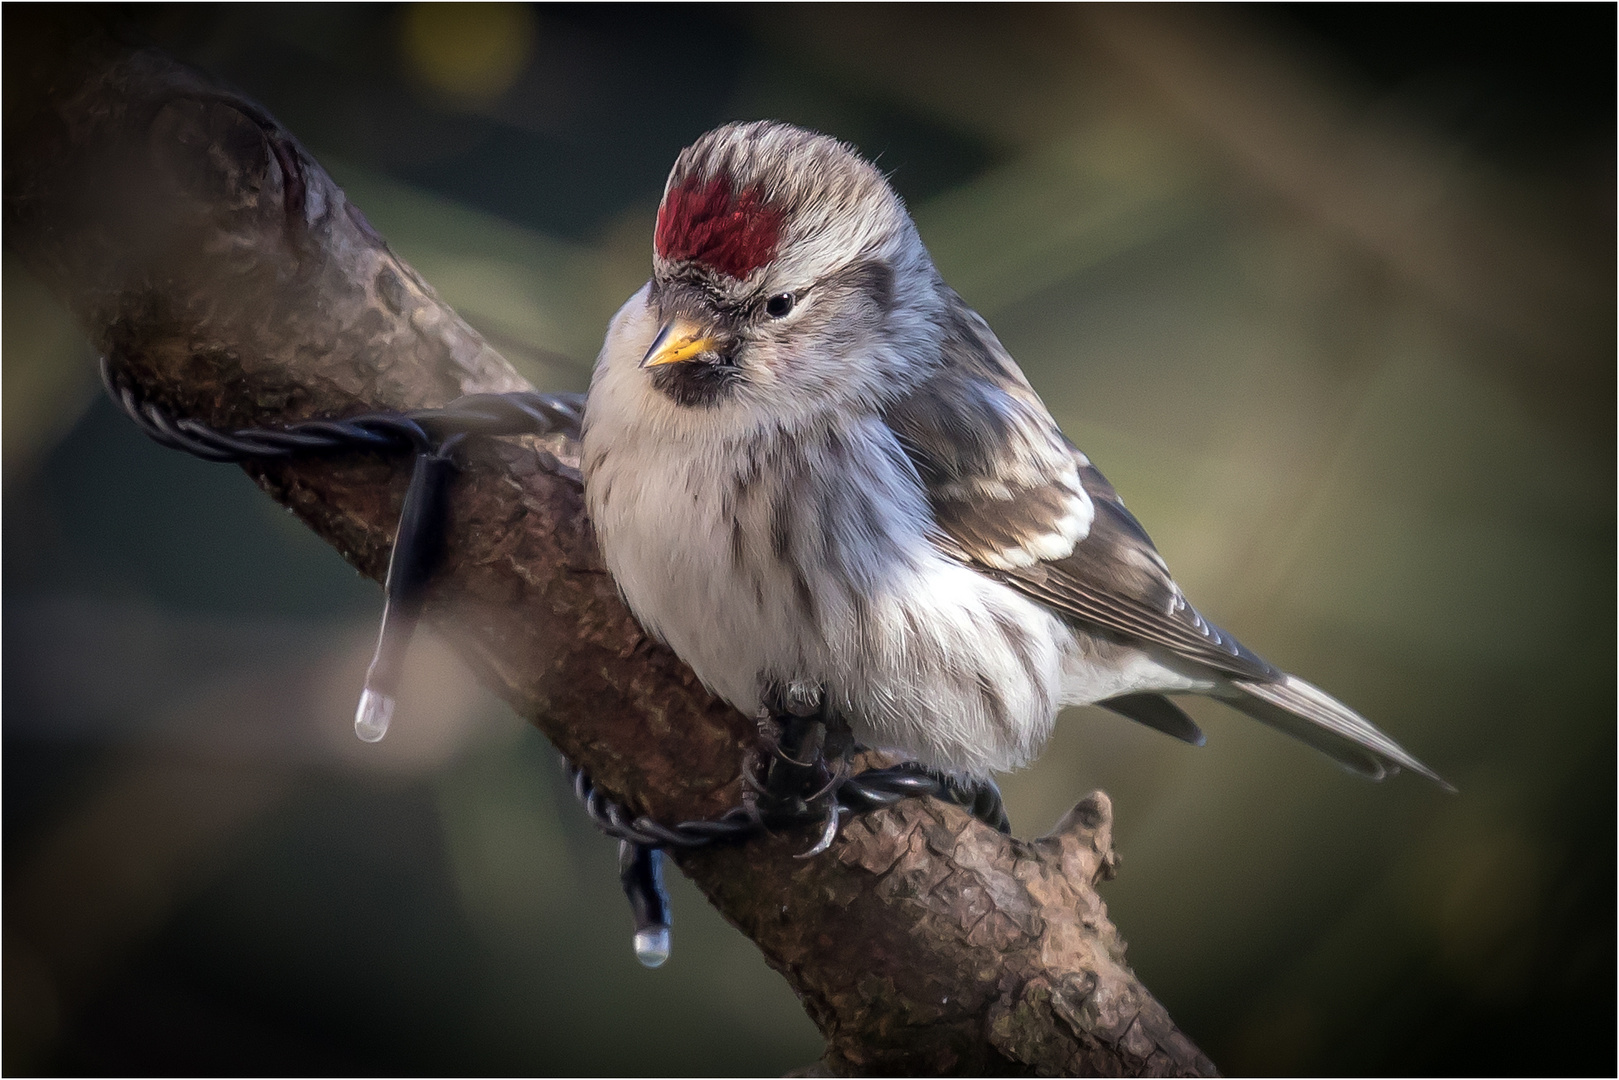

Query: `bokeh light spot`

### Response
(399, 2, 536, 108)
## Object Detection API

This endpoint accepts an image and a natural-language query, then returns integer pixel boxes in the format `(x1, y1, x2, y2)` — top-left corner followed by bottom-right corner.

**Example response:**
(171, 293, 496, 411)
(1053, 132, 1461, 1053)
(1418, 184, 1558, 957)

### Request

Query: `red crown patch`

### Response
(655, 174, 784, 280)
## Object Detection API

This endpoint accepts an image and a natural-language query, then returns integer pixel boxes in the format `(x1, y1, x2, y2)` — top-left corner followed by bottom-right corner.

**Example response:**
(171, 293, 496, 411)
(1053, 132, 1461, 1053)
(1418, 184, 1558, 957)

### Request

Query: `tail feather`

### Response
(1101, 693, 1206, 746)
(1221, 675, 1454, 792)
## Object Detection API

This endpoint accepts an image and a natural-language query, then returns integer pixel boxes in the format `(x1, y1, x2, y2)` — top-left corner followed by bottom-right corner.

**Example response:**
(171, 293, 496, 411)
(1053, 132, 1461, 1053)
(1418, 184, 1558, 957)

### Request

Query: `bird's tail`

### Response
(1218, 674, 1454, 791)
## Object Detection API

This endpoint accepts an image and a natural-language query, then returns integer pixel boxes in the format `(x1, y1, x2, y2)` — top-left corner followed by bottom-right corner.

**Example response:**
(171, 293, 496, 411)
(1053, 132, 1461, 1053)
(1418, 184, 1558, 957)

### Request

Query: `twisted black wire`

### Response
(564, 756, 1008, 849)
(98, 354, 586, 461)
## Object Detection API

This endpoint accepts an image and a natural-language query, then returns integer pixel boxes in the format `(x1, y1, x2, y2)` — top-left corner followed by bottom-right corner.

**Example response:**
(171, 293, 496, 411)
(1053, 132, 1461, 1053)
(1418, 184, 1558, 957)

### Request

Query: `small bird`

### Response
(582, 121, 1446, 792)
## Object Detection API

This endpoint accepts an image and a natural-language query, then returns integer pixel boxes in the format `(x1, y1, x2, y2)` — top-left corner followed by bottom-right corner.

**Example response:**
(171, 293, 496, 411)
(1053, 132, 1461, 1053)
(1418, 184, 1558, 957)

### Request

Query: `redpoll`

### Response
(582, 121, 1447, 791)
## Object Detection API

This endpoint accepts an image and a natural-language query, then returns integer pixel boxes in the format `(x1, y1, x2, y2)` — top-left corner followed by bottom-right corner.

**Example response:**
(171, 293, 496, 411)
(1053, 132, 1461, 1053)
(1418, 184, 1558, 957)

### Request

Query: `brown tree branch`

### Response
(4, 18, 1215, 1076)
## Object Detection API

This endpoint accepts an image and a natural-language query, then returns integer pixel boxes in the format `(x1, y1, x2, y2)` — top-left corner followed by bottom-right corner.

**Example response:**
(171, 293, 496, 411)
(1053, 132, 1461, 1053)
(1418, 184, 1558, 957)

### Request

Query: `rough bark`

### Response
(4, 17, 1216, 1076)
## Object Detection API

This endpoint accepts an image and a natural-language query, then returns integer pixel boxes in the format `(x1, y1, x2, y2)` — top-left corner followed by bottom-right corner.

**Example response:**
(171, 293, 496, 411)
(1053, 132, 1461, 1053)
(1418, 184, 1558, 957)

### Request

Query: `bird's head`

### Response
(632, 122, 945, 424)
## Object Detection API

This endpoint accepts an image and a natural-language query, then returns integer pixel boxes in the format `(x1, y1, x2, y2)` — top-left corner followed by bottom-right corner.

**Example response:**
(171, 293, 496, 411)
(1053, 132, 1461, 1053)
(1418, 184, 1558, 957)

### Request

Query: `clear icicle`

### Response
(633, 926, 670, 968)
(354, 687, 394, 743)
(353, 451, 455, 748)
(619, 841, 672, 968)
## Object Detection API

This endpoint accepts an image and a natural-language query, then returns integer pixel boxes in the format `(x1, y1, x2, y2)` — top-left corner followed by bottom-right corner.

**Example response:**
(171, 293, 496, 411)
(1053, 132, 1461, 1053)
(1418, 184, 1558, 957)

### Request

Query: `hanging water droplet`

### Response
(354, 688, 394, 743)
(633, 925, 670, 968)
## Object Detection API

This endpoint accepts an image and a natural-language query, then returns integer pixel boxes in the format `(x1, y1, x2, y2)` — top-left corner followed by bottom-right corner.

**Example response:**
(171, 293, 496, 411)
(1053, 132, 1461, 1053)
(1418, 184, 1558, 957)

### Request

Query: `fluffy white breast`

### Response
(583, 286, 813, 711)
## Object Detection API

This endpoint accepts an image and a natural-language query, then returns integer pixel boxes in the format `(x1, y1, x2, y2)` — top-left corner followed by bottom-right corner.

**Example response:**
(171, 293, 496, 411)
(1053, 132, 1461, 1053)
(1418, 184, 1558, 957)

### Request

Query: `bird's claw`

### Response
(740, 745, 771, 798)
(796, 802, 845, 858)
(803, 753, 850, 804)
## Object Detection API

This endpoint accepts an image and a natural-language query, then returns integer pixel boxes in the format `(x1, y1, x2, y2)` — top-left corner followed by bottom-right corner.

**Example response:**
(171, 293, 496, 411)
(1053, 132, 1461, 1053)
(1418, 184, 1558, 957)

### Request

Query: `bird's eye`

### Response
(764, 293, 795, 319)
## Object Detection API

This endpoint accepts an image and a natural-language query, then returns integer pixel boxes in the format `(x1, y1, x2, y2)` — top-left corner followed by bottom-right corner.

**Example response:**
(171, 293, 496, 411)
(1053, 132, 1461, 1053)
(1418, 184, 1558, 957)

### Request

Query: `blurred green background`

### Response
(5, 4, 1613, 1074)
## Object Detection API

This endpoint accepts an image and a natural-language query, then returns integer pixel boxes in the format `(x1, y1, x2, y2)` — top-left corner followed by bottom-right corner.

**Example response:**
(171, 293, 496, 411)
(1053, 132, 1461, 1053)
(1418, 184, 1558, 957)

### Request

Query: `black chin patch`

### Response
(650, 360, 743, 408)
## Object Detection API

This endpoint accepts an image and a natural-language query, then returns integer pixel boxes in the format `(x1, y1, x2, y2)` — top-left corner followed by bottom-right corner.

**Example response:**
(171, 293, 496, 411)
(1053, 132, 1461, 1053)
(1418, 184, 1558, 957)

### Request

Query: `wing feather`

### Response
(995, 467, 1278, 681)
(885, 298, 1275, 683)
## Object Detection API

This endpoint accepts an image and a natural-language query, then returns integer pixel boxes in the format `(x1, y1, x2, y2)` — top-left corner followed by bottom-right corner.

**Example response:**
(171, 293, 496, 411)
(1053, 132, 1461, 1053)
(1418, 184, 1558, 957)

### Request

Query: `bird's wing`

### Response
(883, 297, 1276, 683)
(884, 299, 1450, 786)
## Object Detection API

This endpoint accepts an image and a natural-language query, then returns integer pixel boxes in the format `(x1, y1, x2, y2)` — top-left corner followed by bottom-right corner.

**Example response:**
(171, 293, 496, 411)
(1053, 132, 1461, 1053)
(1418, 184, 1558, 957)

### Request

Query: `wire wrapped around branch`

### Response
(100, 354, 585, 461)
(563, 756, 1009, 849)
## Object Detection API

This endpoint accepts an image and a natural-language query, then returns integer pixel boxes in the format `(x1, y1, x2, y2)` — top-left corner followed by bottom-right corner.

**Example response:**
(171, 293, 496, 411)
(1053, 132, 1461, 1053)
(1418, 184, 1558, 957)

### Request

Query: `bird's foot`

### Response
(755, 685, 857, 855)
(751, 686, 1012, 848)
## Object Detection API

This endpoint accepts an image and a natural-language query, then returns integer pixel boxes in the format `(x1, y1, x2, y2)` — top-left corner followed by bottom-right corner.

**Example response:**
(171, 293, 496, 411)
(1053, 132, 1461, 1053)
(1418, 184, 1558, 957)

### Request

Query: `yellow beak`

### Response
(641, 316, 720, 368)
